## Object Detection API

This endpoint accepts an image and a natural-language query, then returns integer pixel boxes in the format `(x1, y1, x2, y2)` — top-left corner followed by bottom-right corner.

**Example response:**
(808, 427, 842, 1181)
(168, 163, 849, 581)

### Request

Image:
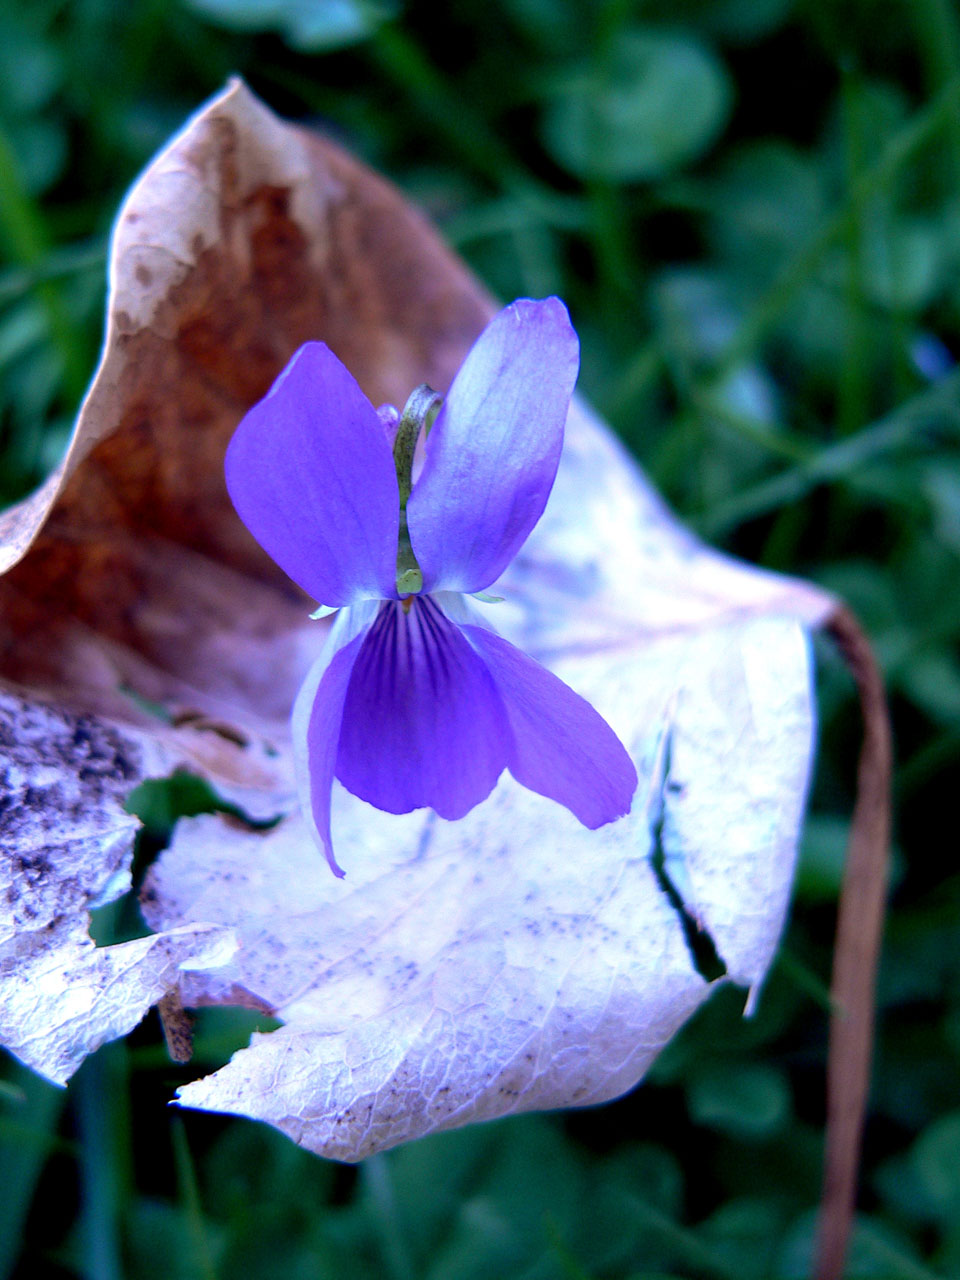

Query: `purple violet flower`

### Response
(226, 298, 638, 875)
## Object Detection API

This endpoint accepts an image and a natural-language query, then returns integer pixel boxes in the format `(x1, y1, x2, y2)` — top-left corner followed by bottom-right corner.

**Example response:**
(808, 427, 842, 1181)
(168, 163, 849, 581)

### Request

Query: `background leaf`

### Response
(542, 30, 733, 182)
(183, 0, 398, 51)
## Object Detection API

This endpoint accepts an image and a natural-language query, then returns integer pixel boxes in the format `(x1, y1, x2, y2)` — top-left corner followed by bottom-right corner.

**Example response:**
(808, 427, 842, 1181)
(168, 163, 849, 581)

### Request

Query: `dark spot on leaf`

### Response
(650, 732, 726, 984)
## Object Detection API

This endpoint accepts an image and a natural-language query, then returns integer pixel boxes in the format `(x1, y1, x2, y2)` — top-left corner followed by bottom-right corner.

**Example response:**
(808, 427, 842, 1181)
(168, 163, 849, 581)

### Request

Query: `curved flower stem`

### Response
(815, 605, 893, 1280)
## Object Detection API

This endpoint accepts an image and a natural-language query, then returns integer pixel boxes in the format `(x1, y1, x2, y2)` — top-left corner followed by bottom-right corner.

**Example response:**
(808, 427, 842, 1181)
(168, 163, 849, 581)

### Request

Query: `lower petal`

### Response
(462, 626, 638, 828)
(336, 598, 509, 819)
(292, 626, 368, 877)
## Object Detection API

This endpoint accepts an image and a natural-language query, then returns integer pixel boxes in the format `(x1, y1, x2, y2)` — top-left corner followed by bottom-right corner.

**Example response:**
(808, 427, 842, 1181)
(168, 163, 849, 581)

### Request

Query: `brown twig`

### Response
(814, 604, 893, 1280)
(158, 989, 195, 1066)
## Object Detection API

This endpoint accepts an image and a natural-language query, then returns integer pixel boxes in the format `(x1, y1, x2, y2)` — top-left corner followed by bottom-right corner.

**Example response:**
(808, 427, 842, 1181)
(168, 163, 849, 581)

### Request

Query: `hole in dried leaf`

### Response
(123, 770, 283, 903)
(649, 734, 727, 984)
(88, 894, 151, 946)
(126, 771, 280, 844)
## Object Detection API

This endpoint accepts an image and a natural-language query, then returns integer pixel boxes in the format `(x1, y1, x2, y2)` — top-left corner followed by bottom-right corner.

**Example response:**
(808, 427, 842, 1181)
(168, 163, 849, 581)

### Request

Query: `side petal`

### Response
(336, 598, 509, 819)
(226, 343, 400, 607)
(292, 606, 377, 875)
(463, 625, 638, 828)
(406, 298, 579, 594)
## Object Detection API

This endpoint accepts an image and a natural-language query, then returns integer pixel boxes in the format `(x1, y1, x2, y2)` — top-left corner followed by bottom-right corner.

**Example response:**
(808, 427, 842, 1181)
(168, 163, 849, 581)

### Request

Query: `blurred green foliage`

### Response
(2, 0, 960, 1276)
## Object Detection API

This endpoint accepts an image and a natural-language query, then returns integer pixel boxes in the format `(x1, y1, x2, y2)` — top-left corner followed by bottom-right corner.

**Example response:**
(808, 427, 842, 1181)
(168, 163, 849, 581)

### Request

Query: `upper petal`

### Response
(335, 597, 510, 819)
(406, 298, 579, 594)
(462, 624, 638, 828)
(225, 343, 400, 607)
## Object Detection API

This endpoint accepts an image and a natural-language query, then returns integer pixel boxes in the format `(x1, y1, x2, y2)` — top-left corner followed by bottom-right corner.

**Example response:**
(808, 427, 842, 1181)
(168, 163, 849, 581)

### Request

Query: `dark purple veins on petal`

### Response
(335, 598, 509, 819)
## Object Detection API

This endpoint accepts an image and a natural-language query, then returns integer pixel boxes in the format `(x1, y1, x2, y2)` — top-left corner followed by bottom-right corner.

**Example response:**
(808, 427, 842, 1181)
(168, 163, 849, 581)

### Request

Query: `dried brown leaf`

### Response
(0, 82, 838, 1149)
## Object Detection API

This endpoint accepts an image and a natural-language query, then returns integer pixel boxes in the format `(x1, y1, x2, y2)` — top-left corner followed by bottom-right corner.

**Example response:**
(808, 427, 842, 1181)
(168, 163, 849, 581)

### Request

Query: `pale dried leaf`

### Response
(0, 691, 239, 1084)
(141, 614, 813, 1160)
(0, 82, 833, 1151)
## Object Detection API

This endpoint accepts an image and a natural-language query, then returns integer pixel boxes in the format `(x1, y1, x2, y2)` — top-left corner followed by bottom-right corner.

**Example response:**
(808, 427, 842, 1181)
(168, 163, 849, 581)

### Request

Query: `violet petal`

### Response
(406, 299, 579, 594)
(463, 624, 638, 827)
(336, 598, 509, 818)
(292, 626, 368, 876)
(225, 343, 400, 607)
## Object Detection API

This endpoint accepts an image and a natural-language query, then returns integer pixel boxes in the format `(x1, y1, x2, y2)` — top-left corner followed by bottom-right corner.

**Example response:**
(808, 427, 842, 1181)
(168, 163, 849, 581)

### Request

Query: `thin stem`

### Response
(368, 23, 528, 193)
(696, 366, 960, 536)
(623, 1197, 742, 1280)
(74, 1046, 129, 1280)
(774, 946, 835, 1012)
(0, 238, 105, 306)
(364, 1155, 415, 1280)
(815, 608, 893, 1280)
(911, 0, 960, 188)
(603, 340, 666, 420)
(587, 1, 640, 319)
(0, 1064, 67, 1280)
(838, 68, 870, 440)
(171, 1117, 219, 1280)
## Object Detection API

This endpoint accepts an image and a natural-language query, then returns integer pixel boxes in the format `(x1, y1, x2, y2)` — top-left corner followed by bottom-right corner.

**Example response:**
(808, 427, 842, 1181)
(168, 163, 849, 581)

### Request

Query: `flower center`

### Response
(392, 383, 442, 597)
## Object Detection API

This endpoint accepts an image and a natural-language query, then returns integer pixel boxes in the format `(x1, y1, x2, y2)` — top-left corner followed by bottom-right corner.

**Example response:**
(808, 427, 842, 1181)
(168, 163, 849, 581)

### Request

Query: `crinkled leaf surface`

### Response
(0, 690, 239, 1084)
(0, 80, 833, 1152)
